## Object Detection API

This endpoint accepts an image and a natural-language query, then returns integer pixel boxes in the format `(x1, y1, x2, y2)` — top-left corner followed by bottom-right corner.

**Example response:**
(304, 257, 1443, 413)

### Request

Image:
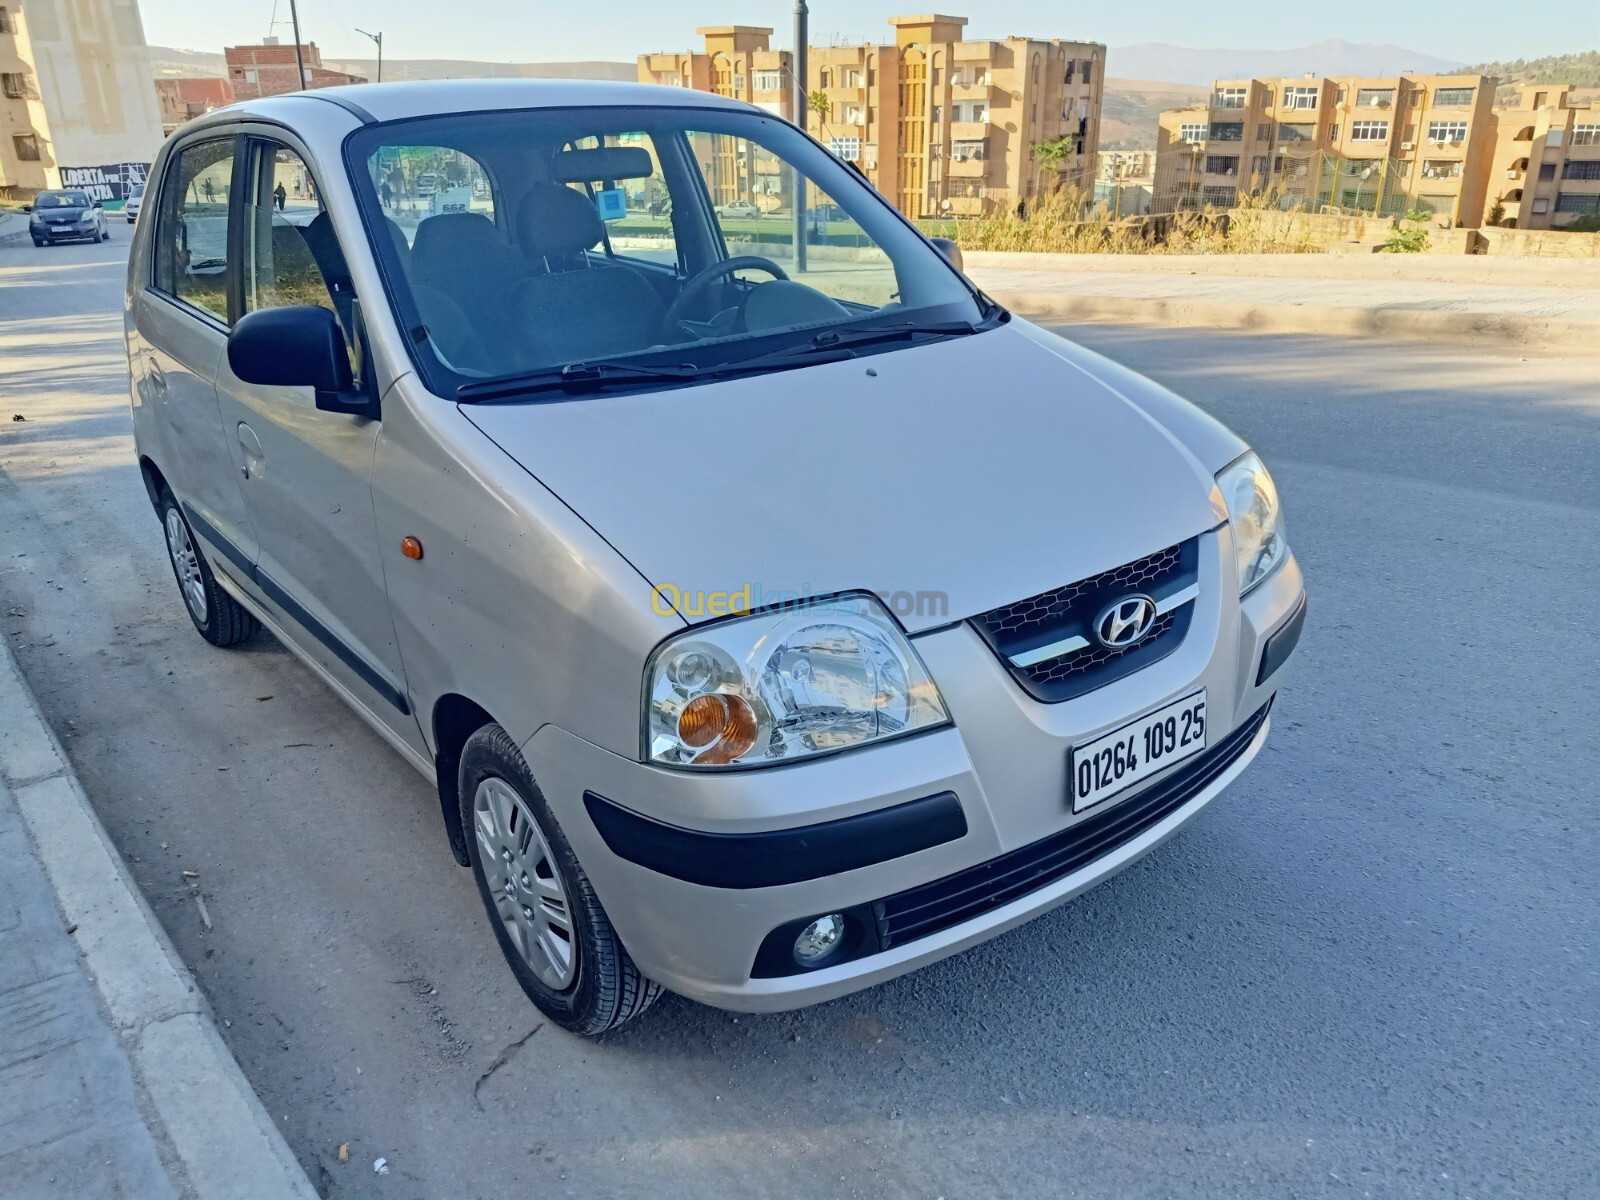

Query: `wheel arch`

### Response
(433, 693, 497, 867)
(138, 455, 168, 512)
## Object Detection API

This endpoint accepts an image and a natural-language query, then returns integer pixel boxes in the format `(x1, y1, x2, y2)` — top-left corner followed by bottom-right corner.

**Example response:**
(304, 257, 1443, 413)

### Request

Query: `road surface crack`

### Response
(473, 1024, 543, 1110)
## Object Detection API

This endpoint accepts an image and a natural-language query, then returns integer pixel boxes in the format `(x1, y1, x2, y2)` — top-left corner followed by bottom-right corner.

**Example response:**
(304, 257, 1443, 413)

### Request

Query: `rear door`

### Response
(133, 134, 258, 579)
(211, 132, 419, 737)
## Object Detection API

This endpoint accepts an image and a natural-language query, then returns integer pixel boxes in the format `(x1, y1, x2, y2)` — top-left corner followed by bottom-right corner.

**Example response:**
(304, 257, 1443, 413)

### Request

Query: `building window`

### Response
(1283, 86, 1318, 110)
(842, 104, 864, 125)
(1279, 122, 1315, 142)
(1201, 185, 1237, 206)
(12, 132, 39, 160)
(1208, 121, 1243, 141)
(1, 70, 34, 99)
(1414, 193, 1453, 213)
(829, 136, 861, 160)
(1355, 88, 1394, 107)
(1433, 87, 1475, 107)
(1205, 155, 1239, 175)
(1555, 192, 1600, 213)
(1531, 197, 1550, 214)
(1421, 160, 1461, 179)
(1563, 160, 1600, 180)
(0, 7, 14, 33)
(1250, 155, 1268, 177)
(1427, 120, 1468, 143)
(1080, 60, 1093, 85)
(863, 142, 877, 168)
(1179, 122, 1206, 143)
(950, 138, 986, 162)
(818, 69, 830, 88)
(1261, 90, 1274, 108)
(1539, 162, 1557, 180)
(953, 101, 987, 123)
(1350, 120, 1389, 141)
(1064, 60, 1075, 84)
(1573, 125, 1600, 146)
(840, 67, 861, 87)
(1328, 124, 1340, 141)
(243, 69, 258, 84)
(1212, 87, 1246, 109)
(753, 71, 781, 92)
(733, 74, 745, 93)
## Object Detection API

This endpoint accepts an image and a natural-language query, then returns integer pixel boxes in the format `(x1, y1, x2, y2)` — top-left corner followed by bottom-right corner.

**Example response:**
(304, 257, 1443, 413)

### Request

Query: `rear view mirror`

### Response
(227, 306, 374, 416)
(929, 237, 964, 272)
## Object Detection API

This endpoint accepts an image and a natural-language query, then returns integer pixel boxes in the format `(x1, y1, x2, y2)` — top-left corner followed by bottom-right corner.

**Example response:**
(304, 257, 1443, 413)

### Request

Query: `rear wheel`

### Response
(157, 490, 258, 647)
(460, 724, 660, 1036)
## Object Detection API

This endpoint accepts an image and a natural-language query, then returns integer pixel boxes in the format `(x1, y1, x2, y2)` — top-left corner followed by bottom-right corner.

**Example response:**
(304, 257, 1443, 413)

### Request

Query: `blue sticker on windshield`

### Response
(595, 188, 626, 222)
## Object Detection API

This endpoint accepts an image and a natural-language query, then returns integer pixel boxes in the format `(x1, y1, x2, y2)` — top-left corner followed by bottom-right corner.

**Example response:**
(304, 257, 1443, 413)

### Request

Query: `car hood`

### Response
(461, 322, 1225, 632)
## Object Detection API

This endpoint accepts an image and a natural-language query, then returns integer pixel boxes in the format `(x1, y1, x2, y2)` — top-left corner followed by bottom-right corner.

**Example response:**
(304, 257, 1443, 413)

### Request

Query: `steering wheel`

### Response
(662, 255, 789, 336)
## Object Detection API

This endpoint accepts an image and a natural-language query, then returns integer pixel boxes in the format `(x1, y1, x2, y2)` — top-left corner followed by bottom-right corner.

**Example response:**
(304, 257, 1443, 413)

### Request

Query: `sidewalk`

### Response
(0, 643, 317, 1200)
(964, 252, 1600, 353)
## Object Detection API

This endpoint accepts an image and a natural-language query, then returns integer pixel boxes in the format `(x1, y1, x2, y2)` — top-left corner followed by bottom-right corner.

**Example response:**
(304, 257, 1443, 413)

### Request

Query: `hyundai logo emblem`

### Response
(1094, 594, 1158, 649)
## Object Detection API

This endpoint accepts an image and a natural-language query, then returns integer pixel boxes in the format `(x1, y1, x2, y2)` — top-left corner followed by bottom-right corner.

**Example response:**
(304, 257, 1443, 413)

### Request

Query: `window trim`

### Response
(148, 130, 246, 331)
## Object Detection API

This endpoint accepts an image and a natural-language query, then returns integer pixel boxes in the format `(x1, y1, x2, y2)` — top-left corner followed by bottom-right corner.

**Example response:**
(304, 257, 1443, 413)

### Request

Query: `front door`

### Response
(134, 135, 257, 579)
(212, 133, 419, 740)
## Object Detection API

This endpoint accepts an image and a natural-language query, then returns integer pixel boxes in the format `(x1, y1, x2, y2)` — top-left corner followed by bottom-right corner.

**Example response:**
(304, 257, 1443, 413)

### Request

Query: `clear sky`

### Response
(139, 0, 1597, 68)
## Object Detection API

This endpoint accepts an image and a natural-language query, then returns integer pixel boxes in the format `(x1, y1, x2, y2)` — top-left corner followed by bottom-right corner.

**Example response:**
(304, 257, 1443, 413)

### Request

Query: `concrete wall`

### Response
(24, 0, 163, 185)
(1474, 226, 1600, 257)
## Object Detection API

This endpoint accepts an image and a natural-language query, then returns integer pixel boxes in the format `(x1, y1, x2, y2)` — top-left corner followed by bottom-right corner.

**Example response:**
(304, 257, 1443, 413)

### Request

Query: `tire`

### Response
(460, 724, 660, 1036)
(100, 228, 110, 241)
(156, 489, 258, 647)
(32, 238, 43, 247)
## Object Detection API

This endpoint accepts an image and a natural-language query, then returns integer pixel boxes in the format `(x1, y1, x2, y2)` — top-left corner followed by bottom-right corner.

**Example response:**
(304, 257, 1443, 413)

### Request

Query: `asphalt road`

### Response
(2, 233, 1597, 1200)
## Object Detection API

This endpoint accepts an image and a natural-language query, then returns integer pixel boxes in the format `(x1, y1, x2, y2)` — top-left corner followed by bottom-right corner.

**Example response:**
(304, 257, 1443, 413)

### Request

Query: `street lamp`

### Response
(356, 28, 383, 82)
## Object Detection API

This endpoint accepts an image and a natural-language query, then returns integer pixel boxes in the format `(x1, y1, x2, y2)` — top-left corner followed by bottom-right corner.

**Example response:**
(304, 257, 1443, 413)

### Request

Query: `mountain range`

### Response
(1106, 39, 1465, 85)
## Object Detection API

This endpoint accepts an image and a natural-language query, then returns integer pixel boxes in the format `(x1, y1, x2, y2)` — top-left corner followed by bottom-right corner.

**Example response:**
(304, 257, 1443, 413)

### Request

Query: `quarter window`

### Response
(155, 139, 235, 323)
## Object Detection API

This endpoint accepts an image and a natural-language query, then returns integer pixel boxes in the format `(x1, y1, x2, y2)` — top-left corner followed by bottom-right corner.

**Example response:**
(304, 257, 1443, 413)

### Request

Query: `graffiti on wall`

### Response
(58, 162, 149, 202)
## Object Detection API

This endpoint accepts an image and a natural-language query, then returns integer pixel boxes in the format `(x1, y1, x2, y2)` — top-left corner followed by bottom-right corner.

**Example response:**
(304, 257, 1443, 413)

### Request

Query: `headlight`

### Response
(1216, 450, 1287, 596)
(644, 593, 949, 769)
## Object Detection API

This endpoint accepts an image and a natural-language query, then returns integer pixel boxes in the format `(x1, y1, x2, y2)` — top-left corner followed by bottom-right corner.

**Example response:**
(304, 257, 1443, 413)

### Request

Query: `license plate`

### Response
(1069, 690, 1207, 813)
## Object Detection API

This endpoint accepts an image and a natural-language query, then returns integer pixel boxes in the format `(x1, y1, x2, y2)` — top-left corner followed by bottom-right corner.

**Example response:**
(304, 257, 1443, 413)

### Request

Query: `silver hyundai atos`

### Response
(125, 80, 1306, 1035)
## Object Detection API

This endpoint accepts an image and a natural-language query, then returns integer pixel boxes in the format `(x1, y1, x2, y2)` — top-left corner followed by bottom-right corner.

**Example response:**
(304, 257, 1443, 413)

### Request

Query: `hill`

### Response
(1460, 50, 1600, 87)
(1100, 78, 1205, 149)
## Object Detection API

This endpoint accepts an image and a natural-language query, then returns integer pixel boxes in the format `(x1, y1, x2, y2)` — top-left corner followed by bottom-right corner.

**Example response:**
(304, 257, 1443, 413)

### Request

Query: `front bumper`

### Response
(528, 536, 1305, 1012)
(36, 223, 97, 240)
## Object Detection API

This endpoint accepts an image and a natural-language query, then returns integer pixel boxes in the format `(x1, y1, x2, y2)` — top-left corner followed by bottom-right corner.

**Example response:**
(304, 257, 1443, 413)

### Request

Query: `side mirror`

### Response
(929, 236, 964, 273)
(227, 306, 375, 417)
(93, 199, 103, 208)
(21, 203, 31, 213)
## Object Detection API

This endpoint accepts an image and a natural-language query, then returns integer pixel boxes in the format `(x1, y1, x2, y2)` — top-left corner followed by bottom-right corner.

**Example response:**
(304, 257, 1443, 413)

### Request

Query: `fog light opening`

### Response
(793, 914, 846, 966)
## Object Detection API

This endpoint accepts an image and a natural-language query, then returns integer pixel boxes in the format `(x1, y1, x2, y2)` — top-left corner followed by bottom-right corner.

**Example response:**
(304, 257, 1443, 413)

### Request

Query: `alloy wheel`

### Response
(164, 508, 208, 624)
(473, 777, 577, 990)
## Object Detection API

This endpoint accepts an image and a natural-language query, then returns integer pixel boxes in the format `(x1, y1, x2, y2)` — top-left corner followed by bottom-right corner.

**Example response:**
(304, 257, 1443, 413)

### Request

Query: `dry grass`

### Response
(950, 186, 1321, 256)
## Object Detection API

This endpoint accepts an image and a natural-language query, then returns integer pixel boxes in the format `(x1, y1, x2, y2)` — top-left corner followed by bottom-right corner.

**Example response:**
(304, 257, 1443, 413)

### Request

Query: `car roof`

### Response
(192, 78, 757, 132)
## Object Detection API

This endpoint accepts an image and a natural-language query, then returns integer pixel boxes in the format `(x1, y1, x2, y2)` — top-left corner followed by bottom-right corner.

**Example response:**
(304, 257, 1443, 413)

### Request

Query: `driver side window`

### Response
(687, 129, 899, 308)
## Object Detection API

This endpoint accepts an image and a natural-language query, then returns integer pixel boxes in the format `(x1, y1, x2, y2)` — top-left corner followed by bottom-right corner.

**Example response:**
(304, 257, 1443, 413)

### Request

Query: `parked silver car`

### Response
(125, 80, 1305, 1035)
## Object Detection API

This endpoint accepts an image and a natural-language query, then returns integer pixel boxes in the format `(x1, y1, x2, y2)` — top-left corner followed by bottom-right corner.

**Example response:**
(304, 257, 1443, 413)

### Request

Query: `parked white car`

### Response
(125, 80, 1305, 1036)
(124, 182, 146, 224)
(714, 200, 761, 218)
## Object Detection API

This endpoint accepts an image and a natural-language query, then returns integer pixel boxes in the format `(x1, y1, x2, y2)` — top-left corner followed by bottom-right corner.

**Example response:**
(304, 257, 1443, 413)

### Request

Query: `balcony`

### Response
(950, 119, 990, 140)
(947, 156, 989, 177)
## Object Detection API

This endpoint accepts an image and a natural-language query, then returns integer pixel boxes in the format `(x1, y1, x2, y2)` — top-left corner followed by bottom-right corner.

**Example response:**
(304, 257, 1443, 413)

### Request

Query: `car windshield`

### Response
(345, 104, 986, 399)
(36, 190, 91, 208)
(128, 184, 144, 200)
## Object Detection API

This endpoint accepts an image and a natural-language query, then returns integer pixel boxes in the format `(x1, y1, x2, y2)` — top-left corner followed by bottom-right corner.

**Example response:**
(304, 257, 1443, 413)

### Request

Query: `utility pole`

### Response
(792, 0, 808, 273)
(288, 0, 306, 91)
(357, 28, 383, 82)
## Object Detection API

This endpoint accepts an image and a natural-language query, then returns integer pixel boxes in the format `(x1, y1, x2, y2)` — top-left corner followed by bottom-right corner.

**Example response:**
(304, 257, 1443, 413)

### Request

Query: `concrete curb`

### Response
(981, 287, 1600, 355)
(0, 641, 320, 1200)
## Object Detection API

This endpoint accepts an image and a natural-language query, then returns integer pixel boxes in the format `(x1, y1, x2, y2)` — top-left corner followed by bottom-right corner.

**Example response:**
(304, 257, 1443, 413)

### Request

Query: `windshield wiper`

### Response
(457, 359, 700, 404)
(706, 318, 989, 376)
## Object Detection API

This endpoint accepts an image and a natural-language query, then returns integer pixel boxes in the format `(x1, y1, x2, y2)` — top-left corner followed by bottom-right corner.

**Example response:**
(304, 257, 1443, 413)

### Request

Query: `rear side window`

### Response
(154, 139, 235, 323)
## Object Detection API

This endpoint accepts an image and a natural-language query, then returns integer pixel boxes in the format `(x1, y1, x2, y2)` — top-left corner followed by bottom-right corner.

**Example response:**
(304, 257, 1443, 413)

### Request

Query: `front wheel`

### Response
(32, 238, 43, 247)
(100, 229, 110, 242)
(460, 724, 660, 1036)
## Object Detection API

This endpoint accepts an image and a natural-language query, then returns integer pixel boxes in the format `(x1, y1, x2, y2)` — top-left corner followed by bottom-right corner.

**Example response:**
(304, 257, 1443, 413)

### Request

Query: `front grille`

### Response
(872, 700, 1271, 950)
(972, 538, 1201, 703)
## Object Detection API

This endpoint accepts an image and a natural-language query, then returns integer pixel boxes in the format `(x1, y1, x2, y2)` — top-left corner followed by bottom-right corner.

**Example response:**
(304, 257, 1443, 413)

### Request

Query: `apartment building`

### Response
(638, 15, 1104, 219)
(224, 40, 365, 102)
(1155, 73, 1497, 225)
(0, 0, 164, 199)
(154, 76, 233, 136)
(1487, 85, 1600, 229)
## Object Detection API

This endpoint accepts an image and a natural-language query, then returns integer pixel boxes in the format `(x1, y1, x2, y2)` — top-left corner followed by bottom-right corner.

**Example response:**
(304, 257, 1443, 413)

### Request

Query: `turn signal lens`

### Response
(677, 693, 759, 764)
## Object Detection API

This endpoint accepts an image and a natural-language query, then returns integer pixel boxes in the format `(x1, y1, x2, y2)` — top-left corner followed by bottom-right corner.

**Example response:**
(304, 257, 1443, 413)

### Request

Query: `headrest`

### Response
(550, 146, 653, 183)
(410, 212, 502, 263)
(517, 184, 604, 259)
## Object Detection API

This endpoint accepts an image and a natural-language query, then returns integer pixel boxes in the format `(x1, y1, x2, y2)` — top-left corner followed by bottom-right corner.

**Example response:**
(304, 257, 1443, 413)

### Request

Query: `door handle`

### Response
(237, 422, 265, 482)
(148, 361, 168, 395)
